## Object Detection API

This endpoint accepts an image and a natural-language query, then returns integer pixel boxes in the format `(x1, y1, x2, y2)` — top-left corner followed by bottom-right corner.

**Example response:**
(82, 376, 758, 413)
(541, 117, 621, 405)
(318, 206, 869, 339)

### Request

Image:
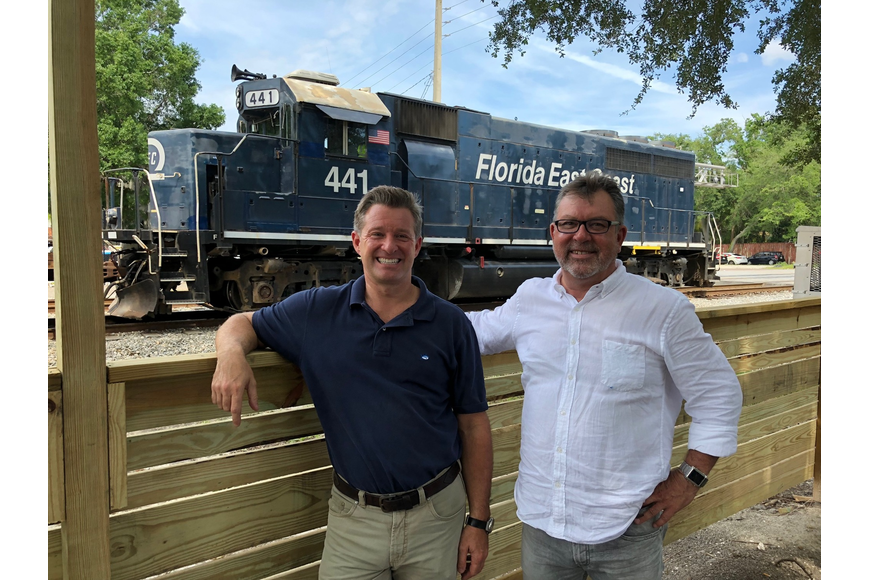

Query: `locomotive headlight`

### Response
(235, 85, 241, 98)
(236, 96, 242, 110)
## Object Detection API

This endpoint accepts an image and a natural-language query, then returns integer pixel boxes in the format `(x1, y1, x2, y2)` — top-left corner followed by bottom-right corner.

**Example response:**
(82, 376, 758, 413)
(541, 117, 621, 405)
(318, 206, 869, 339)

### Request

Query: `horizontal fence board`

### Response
(729, 343, 821, 375)
(48, 368, 62, 391)
(491, 497, 520, 531)
(123, 364, 308, 432)
(48, 391, 64, 525)
(127, 404, 323, 470)
(48, 525, 62, 580)
(673, 386, 819, 448)
(740, 356, 820, 407)
(672, 419, 816, 491)
(153, 528, 325, 580)
(108, 467, 332, 580)
(717, 327, 821, 359)
(487, 399, 523, 430)
(492, 424, 521, 479)
(477, 520, 524, 580)
(485, 373, 524, 401)
(697, 299, 820, 342)
(127, 436, 329, 510)
(130, 423, 521, 514)
(491, 471, 518, 505)
(665, 450, 815, 545)
(482, 352, 523, 378)
(107, 350, 291, 383)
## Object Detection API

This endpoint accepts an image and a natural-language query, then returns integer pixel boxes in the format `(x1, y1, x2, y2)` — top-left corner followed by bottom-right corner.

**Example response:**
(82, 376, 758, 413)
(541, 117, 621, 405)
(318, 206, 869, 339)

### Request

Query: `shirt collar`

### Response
(553, 260, 627, 299)
(349, 275, 436, 322)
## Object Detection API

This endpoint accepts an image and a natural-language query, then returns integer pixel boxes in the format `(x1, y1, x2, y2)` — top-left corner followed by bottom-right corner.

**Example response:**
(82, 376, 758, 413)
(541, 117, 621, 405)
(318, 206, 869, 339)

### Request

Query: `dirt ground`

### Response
(663, 480, 820, 579)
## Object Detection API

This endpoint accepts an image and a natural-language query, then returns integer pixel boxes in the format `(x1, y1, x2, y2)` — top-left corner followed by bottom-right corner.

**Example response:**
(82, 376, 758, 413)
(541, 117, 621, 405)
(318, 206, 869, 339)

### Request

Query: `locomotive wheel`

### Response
(225, 282, 245, 311)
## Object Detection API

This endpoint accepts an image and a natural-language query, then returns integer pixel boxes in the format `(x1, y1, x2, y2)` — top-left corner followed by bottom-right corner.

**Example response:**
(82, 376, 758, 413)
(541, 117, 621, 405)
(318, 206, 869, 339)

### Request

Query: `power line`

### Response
(375, 40, 436, 90)
(444, 14, 497, 38)
(444, 1, 492, 24)
(352, 31, 435, 89)
(342, 19, 434, 87)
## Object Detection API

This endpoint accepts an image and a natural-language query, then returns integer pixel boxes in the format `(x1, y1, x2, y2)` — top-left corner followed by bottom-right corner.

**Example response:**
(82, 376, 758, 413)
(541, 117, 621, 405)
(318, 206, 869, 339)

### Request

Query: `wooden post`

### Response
(49, 0, 111, 577)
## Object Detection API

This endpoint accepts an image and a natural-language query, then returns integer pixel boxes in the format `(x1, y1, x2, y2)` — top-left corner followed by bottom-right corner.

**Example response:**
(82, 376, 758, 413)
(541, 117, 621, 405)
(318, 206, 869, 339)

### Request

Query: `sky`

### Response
(174, 0, 797, 140)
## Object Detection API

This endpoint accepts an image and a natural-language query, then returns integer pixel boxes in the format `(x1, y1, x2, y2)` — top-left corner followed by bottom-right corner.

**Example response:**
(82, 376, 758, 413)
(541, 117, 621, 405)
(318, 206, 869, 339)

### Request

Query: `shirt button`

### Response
(382, 328, 387, 332)
(557, 447, 563, 453)
(560, 411, 566, 416)
(571, 339, 577, 345)
(555, 482, 561, 488)
(567, 374, 573, 380)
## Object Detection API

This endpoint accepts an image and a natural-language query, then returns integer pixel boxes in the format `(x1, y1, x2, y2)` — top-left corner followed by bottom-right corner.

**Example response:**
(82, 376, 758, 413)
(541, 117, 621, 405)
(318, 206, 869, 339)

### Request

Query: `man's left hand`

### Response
(457, 526, 489, 580)
(635, 469, 699, 528)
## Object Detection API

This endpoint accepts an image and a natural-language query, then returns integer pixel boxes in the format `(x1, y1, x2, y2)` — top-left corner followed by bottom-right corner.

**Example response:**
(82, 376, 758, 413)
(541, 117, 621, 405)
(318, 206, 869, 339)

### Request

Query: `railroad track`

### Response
(48, 309, 229, 340)
(677, 283, 793, 298)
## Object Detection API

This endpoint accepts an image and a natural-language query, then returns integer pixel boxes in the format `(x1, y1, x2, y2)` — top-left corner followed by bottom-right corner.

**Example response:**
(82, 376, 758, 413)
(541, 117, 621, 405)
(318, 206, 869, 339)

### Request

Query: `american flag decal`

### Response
(368, 129, 390, 145)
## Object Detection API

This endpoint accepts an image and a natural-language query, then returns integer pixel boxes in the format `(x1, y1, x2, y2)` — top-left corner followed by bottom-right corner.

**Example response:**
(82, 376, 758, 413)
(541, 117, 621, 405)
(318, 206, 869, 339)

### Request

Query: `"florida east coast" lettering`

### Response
(474, 153, 637, 194)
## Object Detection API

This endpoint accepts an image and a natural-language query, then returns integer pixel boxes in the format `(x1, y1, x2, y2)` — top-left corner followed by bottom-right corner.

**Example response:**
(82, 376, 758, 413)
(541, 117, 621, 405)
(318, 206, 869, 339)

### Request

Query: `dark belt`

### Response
(333, 460, 461, 513)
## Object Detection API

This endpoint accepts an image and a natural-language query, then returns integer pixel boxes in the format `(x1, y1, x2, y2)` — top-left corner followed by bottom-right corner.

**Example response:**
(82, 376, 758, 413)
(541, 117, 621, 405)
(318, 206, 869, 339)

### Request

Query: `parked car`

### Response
(748, 251, 786, 265)
(724, 253, 748, 265)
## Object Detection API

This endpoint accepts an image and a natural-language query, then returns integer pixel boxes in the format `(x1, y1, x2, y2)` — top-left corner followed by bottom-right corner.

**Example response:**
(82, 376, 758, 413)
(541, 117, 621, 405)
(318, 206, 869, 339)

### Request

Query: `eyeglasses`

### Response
(553, 219, 621, 235)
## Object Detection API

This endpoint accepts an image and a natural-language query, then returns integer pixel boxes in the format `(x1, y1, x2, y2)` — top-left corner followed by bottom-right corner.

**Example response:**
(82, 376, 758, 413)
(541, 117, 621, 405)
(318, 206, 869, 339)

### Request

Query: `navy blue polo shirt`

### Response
(252, 275, 488, 494)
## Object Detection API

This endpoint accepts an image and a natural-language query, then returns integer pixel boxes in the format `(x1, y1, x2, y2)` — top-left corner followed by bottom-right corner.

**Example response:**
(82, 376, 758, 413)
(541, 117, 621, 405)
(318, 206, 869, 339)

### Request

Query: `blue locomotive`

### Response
(102, 65, 716, 318)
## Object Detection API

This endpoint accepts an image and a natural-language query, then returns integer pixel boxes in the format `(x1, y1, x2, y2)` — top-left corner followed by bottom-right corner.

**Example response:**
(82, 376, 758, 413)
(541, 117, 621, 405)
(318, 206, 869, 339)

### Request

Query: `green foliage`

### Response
(672, 115, 820, 244)
(486, 0, 820, 164)
(95, 0, 225, 171)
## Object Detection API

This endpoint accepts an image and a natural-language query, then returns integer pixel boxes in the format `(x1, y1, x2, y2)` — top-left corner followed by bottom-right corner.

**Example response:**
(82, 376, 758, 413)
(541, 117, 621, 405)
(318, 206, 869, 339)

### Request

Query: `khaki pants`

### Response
(319, 472, 467, 580)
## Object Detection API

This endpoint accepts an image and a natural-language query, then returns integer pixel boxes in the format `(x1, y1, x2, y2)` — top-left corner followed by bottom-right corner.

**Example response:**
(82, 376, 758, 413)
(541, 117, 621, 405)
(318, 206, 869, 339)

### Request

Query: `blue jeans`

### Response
(521, 515, 667, 580)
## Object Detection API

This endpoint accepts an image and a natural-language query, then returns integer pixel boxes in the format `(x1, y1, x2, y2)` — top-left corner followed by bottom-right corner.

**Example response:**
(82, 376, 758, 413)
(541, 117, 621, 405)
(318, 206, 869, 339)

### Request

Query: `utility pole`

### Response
(434, 0, 442, 102)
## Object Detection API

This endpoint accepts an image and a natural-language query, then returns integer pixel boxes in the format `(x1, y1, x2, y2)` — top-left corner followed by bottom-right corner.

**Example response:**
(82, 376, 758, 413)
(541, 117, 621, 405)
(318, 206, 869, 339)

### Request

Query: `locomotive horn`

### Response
(231, 64, 267, 82)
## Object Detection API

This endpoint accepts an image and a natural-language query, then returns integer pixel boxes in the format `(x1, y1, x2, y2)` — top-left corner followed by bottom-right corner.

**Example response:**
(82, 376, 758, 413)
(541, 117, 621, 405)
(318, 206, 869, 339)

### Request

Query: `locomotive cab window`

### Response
(241, 104, 293, 140)
(325, 119, 367, 159)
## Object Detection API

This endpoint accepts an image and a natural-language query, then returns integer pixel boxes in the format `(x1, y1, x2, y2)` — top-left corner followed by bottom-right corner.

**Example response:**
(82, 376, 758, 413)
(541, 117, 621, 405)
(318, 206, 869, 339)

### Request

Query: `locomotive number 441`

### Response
(324, 167, 368, 194)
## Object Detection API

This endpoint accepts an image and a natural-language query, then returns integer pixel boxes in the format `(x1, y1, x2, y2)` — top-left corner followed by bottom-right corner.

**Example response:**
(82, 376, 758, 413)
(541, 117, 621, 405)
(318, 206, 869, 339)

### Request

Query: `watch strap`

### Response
(465, 515, 494, 534)
(678, 461, 708, 488)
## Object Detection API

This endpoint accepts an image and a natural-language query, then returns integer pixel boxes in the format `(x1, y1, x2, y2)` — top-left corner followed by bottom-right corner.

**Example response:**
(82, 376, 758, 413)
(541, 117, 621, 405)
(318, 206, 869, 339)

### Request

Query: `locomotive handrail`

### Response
(192, 134, 252, 263)
(102, 167, 162, 273)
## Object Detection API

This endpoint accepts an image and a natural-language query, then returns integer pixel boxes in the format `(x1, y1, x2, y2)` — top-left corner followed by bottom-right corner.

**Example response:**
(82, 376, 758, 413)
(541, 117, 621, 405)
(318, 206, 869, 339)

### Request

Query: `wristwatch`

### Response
(465, 515, 495, 534)
(678, 461, 709, 488)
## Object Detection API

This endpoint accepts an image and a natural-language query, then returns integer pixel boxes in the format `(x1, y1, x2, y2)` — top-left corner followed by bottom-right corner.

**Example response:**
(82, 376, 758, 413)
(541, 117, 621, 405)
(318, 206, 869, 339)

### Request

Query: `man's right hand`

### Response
(211, 313, 262, 426)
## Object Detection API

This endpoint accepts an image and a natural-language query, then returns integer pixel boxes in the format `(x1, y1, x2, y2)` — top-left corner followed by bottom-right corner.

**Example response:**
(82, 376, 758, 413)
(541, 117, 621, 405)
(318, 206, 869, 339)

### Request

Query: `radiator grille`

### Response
(396, 100, 458, 142)
(654, 155, 695, 179)
(810, 235, 821, 292)
(605, 148, 651, 173)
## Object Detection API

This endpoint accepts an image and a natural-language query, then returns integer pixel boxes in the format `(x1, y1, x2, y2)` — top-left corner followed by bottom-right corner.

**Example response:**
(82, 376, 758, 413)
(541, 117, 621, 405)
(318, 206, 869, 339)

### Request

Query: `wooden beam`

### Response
(814, 376, 821, 501)
(108, 382, 127, 511)
(48, 391, 64, 525)
(739, 356, 821, 406)
(48, 0, 110, 576)
(698, 299, 820, 342)
(716, 327, 821, 358)
(49, 525, 63, 580)
(150, 528, 326, 580)
(127, 405, 324, 470)
(108, 468, 333, 580)
(665, 451, 814, 544)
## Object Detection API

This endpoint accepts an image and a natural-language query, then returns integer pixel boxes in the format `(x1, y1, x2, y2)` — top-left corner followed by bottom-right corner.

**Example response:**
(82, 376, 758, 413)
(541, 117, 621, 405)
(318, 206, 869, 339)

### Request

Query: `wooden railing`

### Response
(47, 297, 821, 580)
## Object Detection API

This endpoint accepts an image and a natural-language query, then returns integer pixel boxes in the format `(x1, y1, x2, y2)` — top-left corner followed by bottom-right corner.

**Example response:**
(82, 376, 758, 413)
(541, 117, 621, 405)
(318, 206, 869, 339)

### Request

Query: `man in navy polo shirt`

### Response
(211, 186, 494, 580)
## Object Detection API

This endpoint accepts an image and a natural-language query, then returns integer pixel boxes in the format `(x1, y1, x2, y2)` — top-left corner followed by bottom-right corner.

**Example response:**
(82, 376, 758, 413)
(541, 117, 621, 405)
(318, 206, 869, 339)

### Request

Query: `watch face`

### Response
(688, 470, 705, 485)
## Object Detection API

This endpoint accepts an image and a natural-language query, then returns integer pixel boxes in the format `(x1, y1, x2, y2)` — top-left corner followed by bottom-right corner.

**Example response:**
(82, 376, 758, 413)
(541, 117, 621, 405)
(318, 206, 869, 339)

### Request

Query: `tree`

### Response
(648, 115, 819, 245)
(95, 0, 225, 171)
(486, 0, 820, 164)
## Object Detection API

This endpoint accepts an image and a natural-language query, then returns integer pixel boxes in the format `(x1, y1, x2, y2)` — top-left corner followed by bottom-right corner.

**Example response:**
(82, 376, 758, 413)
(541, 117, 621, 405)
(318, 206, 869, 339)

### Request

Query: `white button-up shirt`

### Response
(467, 263, 742, 544)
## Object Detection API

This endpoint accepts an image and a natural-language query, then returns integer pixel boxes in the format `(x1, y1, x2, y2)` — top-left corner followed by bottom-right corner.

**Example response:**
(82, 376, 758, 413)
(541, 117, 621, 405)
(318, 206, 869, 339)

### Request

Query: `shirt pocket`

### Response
(601, 340, 646, 392)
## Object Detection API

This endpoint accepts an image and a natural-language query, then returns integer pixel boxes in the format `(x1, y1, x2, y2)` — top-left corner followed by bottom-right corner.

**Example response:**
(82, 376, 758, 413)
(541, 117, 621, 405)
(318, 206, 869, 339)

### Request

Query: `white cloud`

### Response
(735, 52, 749, 63)
(760, 39, 796, 67)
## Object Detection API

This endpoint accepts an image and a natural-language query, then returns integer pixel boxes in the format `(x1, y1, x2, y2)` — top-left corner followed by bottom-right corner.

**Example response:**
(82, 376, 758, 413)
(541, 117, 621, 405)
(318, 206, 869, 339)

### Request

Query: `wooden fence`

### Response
(47, 297, 821, 580)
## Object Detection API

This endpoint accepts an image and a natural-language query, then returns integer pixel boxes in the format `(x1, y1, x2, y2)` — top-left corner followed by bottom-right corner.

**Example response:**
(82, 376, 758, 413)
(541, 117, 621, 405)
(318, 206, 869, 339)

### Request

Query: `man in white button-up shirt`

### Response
(467, 173, 742, 580)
